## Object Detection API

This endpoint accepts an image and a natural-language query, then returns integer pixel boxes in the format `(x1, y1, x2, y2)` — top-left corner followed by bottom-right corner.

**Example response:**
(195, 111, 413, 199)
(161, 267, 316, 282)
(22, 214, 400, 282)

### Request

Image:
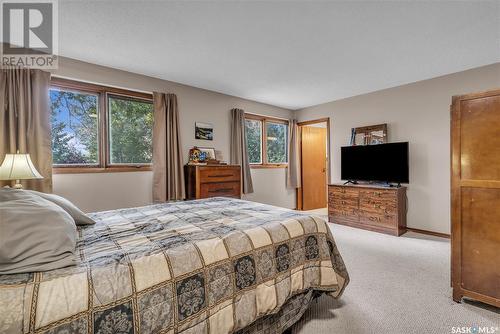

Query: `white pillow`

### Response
(0, 189, 77, 274)
(26, 190, 95, 225)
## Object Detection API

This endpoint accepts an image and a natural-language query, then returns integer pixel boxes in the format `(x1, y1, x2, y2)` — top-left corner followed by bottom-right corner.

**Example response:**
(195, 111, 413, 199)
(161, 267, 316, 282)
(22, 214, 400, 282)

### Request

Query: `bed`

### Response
(0, 197, 349, 334)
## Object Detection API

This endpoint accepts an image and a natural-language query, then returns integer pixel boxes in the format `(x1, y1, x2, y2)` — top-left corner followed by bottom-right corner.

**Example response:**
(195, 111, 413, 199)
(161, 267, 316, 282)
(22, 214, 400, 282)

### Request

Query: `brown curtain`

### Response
(0, 68, 52, 192)
(286, 119, 301, 189)
(152, 92, 185, 202)
(230, 108, 253, 194)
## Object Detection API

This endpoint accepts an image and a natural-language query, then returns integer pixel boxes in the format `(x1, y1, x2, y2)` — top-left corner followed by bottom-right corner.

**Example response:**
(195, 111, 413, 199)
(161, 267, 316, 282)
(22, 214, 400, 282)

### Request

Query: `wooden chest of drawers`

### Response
(185, 165, 241, 200)
(328, 184, 407, 236)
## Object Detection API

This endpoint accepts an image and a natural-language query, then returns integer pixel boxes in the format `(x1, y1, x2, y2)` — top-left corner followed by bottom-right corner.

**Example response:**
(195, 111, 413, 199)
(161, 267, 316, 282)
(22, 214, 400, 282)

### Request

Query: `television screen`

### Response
(341, 142, 409, 183)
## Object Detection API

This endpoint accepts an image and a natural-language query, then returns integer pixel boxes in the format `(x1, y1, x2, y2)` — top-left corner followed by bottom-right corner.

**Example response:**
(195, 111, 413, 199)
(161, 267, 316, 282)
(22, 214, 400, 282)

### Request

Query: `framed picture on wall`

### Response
(195, 122, 214, 140)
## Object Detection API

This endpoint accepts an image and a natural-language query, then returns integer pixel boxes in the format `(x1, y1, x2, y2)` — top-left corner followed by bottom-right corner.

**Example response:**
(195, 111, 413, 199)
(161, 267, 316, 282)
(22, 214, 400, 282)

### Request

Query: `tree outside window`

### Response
(50, 78, 153, 172)
(244, 114, 288, 167)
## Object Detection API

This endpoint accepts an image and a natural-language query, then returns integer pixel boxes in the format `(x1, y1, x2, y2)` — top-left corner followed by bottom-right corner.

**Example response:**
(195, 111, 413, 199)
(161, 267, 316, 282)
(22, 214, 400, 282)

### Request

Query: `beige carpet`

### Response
(290, 219, 499, 334)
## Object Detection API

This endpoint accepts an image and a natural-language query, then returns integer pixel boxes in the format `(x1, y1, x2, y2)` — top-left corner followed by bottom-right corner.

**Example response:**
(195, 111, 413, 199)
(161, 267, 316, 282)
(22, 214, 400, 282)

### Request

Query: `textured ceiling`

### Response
(58, 1, 500, 110)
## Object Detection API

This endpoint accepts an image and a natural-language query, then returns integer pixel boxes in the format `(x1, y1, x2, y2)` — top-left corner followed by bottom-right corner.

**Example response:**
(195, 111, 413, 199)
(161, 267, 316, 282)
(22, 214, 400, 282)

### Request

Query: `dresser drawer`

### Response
(328, 208, 358, 220)
(199, 167, 240, 183)
(329, 186, 359, 197)
(329, 198, 358, 212)
(359, 210, 395, 227)
(200, 181, 240, 198)
(360, 189, 395, 201)
(329, 191, 359, 202)
(359, 198, 397, 214)
(329, 188, 359, 202)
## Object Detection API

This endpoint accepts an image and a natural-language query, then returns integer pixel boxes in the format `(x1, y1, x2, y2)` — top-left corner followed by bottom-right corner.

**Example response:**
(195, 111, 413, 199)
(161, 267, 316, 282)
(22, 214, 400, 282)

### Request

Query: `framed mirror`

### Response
(350, 123, 387, 145)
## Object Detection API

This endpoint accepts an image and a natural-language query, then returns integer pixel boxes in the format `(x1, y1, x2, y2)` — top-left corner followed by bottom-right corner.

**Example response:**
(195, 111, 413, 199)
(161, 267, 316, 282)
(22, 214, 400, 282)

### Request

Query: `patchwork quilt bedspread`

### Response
(0, 198, 349, 334)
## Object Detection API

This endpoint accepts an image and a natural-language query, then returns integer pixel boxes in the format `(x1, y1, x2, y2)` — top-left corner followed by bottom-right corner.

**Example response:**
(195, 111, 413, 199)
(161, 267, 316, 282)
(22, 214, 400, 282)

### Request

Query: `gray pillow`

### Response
(27, 190, 95, 225)
(0, 189, 77, 274)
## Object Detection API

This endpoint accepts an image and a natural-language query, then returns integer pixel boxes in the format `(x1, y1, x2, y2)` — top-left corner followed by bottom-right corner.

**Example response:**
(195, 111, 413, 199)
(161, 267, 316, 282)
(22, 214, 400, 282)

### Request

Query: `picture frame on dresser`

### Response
(198, 147, 216, 160)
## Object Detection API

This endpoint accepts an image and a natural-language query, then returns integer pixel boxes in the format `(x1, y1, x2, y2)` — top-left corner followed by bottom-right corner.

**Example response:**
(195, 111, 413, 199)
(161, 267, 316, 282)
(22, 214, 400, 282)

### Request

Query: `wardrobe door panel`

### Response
(459, 96, 500, 180)
(460, 187, 500, 299)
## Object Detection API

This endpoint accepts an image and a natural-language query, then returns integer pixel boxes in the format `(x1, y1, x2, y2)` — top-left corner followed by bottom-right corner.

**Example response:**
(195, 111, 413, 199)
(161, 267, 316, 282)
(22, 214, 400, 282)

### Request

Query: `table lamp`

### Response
(0, 151, 43, 189)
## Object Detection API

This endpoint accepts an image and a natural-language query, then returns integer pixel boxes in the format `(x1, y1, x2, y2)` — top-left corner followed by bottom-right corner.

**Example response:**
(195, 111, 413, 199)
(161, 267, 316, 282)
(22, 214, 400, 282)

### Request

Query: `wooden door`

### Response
(451, 89, 500, 307)
(301, 126, 327, 210)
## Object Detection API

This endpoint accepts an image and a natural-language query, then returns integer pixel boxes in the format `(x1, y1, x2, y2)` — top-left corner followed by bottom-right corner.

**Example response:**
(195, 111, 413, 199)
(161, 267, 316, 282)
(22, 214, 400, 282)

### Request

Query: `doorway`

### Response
(297, 118, 330, 211)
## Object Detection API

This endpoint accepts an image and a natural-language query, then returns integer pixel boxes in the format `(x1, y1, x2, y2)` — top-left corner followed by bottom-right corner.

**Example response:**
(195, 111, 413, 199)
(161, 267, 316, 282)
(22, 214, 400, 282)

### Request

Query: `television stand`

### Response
(328, 183, 407, 236)
(343, 180, 358, 185)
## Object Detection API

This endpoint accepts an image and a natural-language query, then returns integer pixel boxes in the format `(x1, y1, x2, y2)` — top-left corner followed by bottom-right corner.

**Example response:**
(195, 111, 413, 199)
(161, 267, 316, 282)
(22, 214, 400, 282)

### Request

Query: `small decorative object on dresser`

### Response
(198, 147, 216, 160)
(185, 164, 241, 199)
(188, 146, 204, 165)
(328, 183, 407, 236)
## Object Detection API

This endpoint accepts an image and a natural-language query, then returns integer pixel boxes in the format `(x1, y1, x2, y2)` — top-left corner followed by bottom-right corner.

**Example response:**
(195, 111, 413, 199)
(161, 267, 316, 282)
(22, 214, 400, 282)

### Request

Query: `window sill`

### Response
(250, 164, 288, 169)
(53, 166, 152, 174)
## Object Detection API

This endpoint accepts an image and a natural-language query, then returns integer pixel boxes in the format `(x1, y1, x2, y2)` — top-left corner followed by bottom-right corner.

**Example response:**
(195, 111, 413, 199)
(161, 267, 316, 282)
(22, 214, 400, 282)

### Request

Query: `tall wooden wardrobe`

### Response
(451, 89, 500, 308)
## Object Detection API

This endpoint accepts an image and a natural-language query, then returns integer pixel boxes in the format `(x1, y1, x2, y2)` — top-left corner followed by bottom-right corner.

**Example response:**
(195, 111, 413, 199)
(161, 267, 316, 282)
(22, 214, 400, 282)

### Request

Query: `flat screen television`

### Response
(341, 142, 409, 184)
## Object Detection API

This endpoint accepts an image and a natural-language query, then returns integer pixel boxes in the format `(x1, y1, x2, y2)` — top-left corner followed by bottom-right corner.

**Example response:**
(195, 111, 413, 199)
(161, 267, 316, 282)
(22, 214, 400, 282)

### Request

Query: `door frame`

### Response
(296, 117, 331, 210)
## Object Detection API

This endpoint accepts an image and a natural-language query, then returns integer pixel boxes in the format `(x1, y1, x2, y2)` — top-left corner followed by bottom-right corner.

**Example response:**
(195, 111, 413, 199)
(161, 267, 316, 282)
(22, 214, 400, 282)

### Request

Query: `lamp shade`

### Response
(0, 153, 43, 181)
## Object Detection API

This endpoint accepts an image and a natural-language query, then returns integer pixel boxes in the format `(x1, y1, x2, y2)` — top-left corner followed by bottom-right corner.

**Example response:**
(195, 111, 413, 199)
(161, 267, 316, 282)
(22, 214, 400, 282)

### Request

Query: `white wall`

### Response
(51, 57, 296, 212)
(245, 168, 295, 208)
(53, 172, 153, 212)
(52, 169, 296, 213)
(295, 63, 500, 234)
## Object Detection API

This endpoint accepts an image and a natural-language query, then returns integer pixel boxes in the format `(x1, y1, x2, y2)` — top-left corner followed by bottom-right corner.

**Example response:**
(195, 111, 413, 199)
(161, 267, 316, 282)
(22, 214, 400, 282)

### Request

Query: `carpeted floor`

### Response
(290, 214, 499, 334)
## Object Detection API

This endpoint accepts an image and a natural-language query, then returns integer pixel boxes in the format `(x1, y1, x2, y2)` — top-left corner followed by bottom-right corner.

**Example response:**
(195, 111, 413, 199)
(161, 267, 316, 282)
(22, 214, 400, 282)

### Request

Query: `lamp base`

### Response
(13, 180, 23, 189)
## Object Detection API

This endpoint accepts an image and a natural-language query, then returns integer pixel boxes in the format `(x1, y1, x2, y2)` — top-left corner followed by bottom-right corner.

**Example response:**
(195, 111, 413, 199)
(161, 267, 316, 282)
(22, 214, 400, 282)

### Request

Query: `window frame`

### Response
(244, 113, 288, 168)
(51, 77, 153, 174)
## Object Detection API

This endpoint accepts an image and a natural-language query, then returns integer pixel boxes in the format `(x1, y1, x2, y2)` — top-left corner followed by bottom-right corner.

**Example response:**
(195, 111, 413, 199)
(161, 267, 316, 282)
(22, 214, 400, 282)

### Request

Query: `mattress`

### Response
(0, 197, 349, 334)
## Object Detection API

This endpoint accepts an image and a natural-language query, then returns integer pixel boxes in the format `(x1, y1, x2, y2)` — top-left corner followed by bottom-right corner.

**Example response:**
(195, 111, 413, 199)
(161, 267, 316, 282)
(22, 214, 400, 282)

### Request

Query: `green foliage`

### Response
(50, 90, 98, 165)
(50, 90, 153, 165)
(266, 122, 287, 163)
(109, 97, 153, 164)
(245, 119, 262, 163)
(244, 119, 288, 164)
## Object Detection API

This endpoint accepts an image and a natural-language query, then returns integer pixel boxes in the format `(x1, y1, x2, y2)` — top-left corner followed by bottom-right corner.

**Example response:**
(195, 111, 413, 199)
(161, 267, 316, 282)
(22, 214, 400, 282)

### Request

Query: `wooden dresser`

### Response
(185, 165, 241, 200)
(328, 183, 407, 236)
(451, 89, 500, 308)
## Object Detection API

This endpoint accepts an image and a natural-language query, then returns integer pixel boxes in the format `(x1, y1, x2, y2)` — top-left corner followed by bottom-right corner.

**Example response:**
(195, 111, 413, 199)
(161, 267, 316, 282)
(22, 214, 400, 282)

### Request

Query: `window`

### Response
(244, 119, 262, 164)
(244, 114, 288, 167)
(50, 89, 99, 165)
(108, 96, 153, 164)
(266, 122, 287, 164)
(50, 78, 153, 173)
